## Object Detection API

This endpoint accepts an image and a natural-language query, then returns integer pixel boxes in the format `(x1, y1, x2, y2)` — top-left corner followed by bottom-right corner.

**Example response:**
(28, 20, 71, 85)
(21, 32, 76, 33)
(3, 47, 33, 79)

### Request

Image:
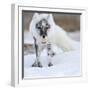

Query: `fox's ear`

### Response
(32, 13, 39, 19)
(47, 14, 55, 26)
(47, 14, 53, 19)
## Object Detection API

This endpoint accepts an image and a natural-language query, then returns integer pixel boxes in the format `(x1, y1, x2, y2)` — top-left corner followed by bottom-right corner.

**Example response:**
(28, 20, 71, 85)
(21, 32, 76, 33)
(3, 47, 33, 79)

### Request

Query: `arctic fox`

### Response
(29, 13, 74, 67)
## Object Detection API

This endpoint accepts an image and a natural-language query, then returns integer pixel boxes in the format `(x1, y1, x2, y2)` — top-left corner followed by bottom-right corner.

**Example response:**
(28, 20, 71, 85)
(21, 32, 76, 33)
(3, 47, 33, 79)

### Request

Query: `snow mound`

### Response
(24, 42, 81, 78)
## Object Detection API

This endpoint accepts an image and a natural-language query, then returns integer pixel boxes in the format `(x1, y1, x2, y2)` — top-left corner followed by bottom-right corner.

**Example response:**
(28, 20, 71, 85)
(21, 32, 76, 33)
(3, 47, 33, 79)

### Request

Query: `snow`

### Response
(24, 31, 81, 79)
(68, 31, 80, 41)
(24, 50, 80, 78)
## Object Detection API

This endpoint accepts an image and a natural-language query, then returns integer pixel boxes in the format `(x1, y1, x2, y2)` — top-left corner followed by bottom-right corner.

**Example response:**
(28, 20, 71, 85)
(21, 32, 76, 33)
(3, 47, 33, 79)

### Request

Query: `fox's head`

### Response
(29, 13, 55, 44)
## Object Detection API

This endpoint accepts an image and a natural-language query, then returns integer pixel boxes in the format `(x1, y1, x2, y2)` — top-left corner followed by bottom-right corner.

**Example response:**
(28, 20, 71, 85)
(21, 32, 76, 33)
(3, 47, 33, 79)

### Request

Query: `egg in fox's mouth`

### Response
(41, 40, 47, 44)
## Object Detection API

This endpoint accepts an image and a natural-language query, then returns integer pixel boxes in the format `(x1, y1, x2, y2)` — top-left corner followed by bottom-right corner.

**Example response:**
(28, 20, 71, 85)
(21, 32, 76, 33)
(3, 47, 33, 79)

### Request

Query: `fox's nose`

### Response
(43, 35, 45, 38)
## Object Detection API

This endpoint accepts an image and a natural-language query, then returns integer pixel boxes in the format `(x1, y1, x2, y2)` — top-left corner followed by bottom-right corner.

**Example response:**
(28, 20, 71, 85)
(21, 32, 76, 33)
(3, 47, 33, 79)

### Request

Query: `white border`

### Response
(11, 4, 87, 87)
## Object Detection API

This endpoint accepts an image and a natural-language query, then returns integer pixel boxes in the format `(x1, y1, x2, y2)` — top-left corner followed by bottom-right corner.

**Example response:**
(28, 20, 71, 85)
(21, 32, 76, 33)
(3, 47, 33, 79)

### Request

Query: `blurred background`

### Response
(22, 11, 80, 55)
(22, 11, 80, 32)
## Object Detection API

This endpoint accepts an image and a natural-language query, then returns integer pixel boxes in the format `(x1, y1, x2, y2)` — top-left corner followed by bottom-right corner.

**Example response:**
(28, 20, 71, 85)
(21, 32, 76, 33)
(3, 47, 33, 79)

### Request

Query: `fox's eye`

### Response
(46, 24, 50, 29)
(36, 23, 41, 29)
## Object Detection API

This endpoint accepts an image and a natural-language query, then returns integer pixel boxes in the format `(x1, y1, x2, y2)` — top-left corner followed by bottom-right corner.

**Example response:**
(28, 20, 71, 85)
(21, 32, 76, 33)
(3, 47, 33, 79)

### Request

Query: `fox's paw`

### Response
(48, 62, 53, 67)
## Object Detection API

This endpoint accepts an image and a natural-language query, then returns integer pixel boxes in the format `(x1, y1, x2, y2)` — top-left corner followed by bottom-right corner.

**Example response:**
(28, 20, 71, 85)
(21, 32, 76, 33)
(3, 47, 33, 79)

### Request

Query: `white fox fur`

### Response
(29, 13, 74, 52)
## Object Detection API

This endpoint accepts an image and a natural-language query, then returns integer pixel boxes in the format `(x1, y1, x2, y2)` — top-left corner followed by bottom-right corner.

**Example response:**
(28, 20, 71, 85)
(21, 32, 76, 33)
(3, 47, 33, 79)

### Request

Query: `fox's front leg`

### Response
(32, 37, 42, 67)
(47, 43, 55, 67)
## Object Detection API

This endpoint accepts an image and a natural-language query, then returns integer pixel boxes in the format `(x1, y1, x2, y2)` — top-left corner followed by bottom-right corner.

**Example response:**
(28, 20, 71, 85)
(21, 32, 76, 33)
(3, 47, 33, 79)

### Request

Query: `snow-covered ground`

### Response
(24, 31, 81, 79)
